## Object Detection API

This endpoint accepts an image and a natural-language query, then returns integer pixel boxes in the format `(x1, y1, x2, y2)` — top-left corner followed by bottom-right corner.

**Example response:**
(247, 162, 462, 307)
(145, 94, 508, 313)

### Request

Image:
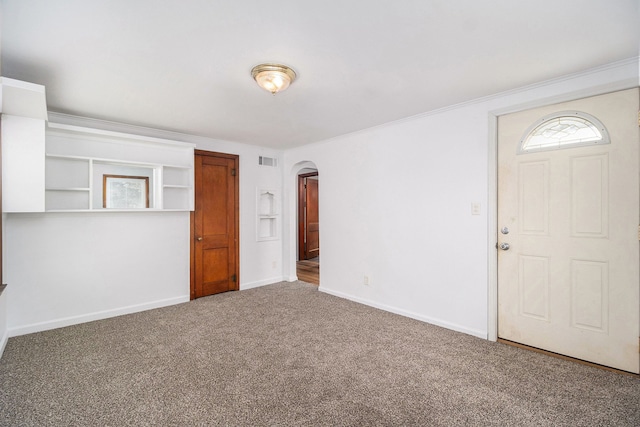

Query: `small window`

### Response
(519, 111, 609, 154)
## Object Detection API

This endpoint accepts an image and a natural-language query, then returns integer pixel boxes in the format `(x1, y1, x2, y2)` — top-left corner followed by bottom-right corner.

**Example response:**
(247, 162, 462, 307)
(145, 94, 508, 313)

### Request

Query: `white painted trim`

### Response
(47, 122, 196, 148)
(8, 295, 189, 337)
(1, 77, 48, 120)
(0, 329, 9, 359)
(487, 114, 499, 342)
(41, 209, 192, 213)
(1, 77, 46, 93)
(287, 275, 299, 282)
(283, 161, 319, 286)
(240, 276, 285, 291)
(47, 112, 282, 154)
(319, 287, 487, 339)
(488, 82, 640, 118)
(286, 57, 640, 152)
(486, 84, 640, 343)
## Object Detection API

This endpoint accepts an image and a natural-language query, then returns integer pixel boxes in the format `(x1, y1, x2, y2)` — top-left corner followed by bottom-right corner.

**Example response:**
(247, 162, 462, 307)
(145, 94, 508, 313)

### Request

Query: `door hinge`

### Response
(231, 169, 236, 176)
(637, 111, 640, 127)
(638, 225, 640, 240)
(231, 274, 237, 282)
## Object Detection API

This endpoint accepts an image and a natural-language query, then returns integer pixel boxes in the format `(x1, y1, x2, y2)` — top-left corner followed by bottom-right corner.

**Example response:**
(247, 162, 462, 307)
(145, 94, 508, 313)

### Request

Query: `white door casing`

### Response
(497, 88, 640, 373)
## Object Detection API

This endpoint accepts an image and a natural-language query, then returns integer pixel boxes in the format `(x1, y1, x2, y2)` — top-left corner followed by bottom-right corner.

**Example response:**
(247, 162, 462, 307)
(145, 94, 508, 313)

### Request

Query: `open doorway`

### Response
(297, 170, 319, 285)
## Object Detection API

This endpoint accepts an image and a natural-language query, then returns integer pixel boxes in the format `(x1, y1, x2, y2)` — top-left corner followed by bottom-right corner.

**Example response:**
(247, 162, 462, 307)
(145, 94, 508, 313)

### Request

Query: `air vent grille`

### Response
(259, 156, 278, 167)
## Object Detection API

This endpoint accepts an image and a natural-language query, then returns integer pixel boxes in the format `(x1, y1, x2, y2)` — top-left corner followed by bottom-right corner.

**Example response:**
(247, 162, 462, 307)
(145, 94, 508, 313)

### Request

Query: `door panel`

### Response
(202, 162, 229, 236)
(497, 88, 639, 373)
(305, 178, 320, 259)
(298, 173, 320, 261)
(193, 152, 238, 298)
(571, 154, 608, 237)
(519, 161, 549, 234)
(518, 255, 549, 321)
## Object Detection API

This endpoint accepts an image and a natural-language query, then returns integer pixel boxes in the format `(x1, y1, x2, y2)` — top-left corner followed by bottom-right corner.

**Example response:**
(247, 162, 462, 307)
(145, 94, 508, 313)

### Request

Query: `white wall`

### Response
(6, 212, 190, 335)
(0, 17, 9, 351)
(284, 58, 640, 339)
(4, 114, 285, 336)
(3, 58, 637, 342)
(0, 288, 7, 355)
(1, 115, 45, 212)
(48, 114, 285, 290)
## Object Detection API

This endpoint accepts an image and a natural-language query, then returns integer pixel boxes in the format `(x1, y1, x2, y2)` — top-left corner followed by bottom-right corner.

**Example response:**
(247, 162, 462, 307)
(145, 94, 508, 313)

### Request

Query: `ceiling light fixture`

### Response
(251, 63, 297, 95)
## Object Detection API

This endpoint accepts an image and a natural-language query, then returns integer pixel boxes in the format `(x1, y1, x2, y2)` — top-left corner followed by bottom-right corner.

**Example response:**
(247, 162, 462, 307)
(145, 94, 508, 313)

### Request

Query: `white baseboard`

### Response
(319, 287, 487, 339)
(240, 276, 285, 291)
(8, 295, 190, 337)
(0, 329, 8, 360)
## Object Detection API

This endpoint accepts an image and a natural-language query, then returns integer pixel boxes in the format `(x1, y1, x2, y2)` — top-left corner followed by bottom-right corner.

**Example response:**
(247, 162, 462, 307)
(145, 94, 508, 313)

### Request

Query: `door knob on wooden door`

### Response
(196, 237, 203, 241)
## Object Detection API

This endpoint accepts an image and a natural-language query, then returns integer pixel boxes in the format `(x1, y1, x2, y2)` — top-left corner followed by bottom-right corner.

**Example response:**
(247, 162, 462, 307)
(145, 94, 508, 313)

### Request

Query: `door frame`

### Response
(297, 171, 318, 261)
(190, 149, 240, 300)
(487, 83, 639, 342)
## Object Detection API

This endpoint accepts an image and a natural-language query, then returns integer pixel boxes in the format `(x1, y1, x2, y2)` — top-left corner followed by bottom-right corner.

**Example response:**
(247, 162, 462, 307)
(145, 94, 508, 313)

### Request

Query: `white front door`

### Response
(497, 88, 640, 373)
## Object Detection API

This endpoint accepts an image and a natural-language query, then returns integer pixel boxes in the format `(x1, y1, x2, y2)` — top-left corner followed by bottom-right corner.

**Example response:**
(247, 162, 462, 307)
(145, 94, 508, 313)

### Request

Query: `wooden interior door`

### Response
(497, 88, 639, 373)
(191, 150, 239, 299)
(298, 173, 319, 260)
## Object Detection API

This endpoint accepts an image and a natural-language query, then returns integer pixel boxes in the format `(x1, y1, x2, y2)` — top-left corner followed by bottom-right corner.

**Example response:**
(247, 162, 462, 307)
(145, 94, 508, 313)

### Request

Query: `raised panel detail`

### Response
(202, 164, 229, 236)
(519, 255, 549, 320)
(203, 248, 229, 283)
(518, 161, 549, 235)
(571, 260, 608, 333)
(571, 154, 608, 238)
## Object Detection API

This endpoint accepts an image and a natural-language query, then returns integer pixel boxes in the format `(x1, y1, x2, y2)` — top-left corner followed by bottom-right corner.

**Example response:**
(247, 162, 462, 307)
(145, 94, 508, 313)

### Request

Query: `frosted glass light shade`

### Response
(251, 64, 297, 94)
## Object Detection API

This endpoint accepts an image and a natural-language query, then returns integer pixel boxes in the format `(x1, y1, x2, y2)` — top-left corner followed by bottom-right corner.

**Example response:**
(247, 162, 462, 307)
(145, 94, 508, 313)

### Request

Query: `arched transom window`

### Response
(519, 111, 610, 154)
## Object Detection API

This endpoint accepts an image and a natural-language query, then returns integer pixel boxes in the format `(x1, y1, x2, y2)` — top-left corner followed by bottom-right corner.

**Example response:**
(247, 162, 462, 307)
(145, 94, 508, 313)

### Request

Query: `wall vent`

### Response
(259, 156, 278, 167)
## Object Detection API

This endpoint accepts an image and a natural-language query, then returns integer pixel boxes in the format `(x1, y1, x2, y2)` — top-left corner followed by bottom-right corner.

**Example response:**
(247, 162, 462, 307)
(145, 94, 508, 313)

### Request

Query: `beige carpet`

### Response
(0, 281, 638, 426)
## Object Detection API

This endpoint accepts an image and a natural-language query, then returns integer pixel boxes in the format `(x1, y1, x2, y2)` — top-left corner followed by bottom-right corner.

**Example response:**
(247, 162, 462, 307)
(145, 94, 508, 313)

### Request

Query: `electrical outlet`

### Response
(364, 275, 370, 286)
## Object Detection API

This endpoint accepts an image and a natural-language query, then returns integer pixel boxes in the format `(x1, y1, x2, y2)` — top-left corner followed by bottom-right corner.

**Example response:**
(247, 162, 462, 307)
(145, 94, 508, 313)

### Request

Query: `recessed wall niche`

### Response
(257, 188, 279, 241)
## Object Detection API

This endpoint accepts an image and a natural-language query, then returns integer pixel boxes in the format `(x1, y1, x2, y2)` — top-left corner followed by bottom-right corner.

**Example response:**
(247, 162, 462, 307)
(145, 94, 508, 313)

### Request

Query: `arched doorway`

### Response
(297, 169, 319, 284)
(286, 161, 320, 285)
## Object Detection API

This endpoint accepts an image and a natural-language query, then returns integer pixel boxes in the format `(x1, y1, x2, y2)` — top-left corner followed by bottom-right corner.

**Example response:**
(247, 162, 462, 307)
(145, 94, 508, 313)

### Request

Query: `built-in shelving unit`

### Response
(45, 154, 91, 210)
(162, 165, 192, 210)
(257, 188, 279, 241)
(44, 123, 195, 212)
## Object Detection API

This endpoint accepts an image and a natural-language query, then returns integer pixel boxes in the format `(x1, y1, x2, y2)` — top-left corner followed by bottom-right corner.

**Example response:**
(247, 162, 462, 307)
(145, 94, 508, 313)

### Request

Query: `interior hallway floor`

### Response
(296, 257, 319, 285)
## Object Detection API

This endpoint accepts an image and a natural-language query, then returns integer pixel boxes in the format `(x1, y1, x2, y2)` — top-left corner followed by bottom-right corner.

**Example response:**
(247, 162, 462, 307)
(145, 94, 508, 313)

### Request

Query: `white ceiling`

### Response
(2, 0, 638, 149)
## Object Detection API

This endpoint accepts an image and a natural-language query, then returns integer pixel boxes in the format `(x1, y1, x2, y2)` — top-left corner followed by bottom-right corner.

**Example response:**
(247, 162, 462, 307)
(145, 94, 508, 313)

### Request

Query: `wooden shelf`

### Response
(44, 208, 190, 213)
(163, 184, 190, 189)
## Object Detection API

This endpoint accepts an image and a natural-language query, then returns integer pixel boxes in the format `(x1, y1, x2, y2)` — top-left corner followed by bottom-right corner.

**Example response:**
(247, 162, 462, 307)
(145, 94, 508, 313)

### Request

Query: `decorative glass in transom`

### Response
(519, 111, 609, 153)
